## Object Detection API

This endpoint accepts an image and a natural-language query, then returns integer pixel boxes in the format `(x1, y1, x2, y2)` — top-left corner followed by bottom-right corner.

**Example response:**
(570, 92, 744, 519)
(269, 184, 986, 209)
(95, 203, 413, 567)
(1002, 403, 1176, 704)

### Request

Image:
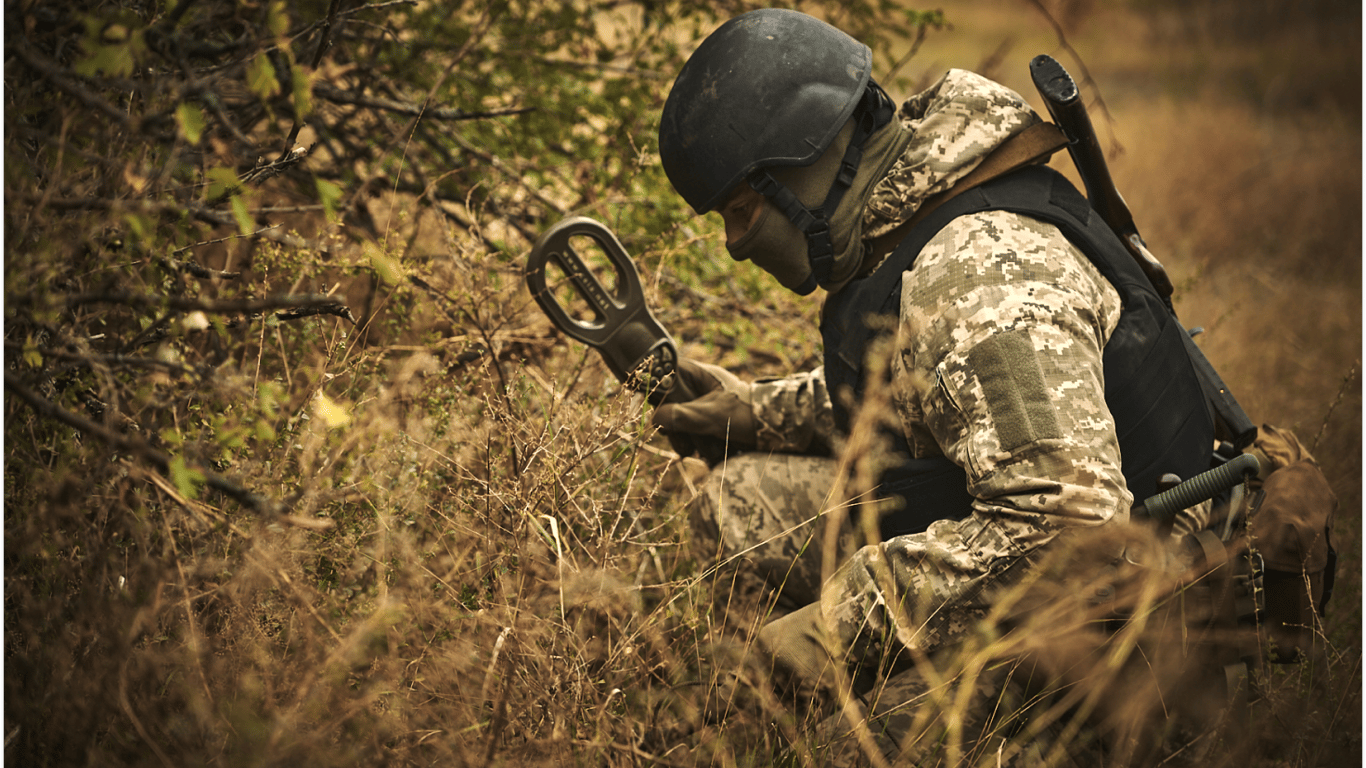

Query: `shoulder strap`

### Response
(826, 163, 1082, 378)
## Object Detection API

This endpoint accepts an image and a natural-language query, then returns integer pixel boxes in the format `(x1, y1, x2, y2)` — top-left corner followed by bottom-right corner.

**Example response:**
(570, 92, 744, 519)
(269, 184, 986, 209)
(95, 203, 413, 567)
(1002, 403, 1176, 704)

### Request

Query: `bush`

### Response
(4, 1, 1358, 766)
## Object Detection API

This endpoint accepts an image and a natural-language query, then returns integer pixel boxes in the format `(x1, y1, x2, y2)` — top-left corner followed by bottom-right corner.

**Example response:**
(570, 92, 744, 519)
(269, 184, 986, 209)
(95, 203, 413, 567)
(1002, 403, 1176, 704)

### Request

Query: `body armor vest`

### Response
(821, 165, 1215, 539)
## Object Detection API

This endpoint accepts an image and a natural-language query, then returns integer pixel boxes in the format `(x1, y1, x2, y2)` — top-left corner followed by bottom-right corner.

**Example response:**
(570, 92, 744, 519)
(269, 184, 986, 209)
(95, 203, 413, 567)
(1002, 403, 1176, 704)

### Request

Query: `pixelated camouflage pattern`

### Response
(864, 70, 1044, 240)
(709, 70, 1138, 675)
(688, 452, 860, 615)
(751, 373, 837, 455)
(799, 207, 1129, 672)
(894, 208, 1128, 530)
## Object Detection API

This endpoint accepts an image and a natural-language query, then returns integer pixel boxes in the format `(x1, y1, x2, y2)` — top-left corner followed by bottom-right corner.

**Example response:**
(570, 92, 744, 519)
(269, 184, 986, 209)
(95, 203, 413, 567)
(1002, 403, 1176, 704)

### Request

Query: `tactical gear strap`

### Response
(749, 85, 896, 289)
(821, 164, 1216, 533)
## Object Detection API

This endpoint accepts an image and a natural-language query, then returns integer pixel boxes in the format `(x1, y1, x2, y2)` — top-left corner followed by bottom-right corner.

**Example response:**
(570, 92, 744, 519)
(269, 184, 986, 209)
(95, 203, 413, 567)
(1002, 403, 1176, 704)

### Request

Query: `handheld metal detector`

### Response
(525, 217, 696, 404)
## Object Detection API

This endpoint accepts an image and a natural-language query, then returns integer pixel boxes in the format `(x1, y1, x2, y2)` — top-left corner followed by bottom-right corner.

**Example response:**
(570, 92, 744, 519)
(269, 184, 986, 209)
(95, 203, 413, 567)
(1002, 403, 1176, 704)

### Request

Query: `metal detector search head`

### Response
(526, 217, 688, 402)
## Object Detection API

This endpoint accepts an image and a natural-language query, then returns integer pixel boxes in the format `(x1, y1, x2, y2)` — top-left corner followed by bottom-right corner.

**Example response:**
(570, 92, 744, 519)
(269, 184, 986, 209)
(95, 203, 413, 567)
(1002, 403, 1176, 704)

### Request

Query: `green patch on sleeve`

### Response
(967, 330, 1061, 451)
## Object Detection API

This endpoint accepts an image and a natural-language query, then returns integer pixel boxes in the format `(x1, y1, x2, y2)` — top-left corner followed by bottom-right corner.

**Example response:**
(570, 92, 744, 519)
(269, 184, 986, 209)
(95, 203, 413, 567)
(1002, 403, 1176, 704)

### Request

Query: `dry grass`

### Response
(4, 1, 1359, 766)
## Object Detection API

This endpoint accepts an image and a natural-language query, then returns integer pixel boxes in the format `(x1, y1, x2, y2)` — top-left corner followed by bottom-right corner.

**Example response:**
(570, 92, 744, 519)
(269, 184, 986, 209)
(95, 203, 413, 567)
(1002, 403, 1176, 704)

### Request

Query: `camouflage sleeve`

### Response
(892, 209, 1130, 547)
(780, 210, 1132, 664)
(749, 368, 838, 455)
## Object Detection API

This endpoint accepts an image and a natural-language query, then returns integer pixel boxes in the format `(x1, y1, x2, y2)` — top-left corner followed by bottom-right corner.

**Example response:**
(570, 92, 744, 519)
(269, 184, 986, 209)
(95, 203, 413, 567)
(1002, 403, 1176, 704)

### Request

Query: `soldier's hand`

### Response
(653, 359, 756, 453)
(666, 359, 748, 402)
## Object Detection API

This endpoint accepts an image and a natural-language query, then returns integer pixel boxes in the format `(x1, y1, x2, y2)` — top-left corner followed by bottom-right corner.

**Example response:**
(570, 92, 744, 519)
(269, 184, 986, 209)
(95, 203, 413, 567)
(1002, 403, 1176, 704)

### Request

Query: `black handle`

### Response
(1136, 452, 1261, 524)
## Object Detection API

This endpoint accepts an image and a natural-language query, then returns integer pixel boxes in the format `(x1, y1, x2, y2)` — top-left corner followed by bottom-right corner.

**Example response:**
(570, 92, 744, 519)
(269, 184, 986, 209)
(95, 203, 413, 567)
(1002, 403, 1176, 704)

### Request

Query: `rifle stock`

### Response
(1029, 54, 1258, 451)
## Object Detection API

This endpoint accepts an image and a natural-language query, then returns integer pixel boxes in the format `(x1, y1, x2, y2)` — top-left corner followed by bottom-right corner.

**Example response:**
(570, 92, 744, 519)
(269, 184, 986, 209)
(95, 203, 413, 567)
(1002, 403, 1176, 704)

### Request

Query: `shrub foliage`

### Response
(4, 1, 1358, 767)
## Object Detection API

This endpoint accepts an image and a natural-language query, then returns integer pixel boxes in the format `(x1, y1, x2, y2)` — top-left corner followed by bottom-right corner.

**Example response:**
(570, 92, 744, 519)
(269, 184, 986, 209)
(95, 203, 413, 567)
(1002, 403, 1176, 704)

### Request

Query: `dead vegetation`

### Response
(4, 0, 1359, 766)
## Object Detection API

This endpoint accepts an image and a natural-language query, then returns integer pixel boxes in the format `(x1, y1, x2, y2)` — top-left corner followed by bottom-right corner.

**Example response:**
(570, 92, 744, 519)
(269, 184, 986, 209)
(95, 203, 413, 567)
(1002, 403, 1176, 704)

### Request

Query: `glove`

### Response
(652, 359, 756, 456)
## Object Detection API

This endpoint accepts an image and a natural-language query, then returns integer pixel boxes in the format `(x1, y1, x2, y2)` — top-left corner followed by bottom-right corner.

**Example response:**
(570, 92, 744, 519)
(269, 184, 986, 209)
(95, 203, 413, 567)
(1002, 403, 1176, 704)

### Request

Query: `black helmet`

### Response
(659, 9, 893, 294)
(659, 9, 874, 215)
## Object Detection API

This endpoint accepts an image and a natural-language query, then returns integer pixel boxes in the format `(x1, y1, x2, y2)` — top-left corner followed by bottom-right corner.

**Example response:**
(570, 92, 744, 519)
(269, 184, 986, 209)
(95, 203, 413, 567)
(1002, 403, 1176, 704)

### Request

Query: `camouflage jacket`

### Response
(750, 70, 1130, 545)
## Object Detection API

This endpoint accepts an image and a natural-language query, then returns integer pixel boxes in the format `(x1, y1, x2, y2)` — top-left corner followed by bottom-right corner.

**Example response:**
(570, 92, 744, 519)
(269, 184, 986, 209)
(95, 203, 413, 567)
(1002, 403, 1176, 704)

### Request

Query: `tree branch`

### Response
(11, 42, 138, 131)
(7, 342, 204, 378)
(4, 372, 279, 516)
(312, 82, 534, 121)
(156, 256, 243, 280)
(65, 292, 354, 320)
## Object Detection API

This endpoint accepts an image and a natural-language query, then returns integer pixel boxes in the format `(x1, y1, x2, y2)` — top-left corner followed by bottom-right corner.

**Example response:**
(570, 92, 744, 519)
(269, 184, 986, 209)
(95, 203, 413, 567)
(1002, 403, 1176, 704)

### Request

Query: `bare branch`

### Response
(239, 145, 316, 185)
(4, 372, 280, 516)
(6, 342, 204, 378)
(16, 195, 323, 252)
(65, 292, 353, 319)
(11, 43, 138, 131)
(312, 82, 535, 122)
(124, 301, 356, 350)
(185, 205, 319, 250)
(281, 0, 346, 157)
(156, 256, 243, 280)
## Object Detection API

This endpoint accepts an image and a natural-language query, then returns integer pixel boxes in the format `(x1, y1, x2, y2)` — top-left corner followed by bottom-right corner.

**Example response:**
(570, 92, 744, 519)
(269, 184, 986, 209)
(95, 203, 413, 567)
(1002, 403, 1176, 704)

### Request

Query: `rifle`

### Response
(1029, 55, 1258, 452)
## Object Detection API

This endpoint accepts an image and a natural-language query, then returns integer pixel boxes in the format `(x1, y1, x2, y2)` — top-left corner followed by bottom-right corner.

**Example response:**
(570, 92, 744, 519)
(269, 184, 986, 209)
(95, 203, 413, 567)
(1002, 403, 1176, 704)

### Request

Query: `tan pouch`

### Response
(1247, 427, 1338, 662)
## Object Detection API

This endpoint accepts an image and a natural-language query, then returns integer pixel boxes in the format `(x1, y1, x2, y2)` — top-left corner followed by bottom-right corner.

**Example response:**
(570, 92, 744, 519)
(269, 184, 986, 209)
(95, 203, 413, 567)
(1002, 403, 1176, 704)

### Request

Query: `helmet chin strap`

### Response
(746, 84, 895, 294)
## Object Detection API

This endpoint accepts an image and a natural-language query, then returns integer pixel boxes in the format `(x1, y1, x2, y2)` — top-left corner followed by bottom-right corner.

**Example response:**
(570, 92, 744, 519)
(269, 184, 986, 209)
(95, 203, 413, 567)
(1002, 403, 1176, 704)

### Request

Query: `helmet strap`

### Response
(747, 84, 895, 290)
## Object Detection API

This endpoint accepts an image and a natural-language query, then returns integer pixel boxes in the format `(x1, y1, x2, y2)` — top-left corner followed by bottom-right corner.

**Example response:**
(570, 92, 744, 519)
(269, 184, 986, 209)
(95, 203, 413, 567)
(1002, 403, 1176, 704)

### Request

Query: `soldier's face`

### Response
(718, 183, 765, 247)
(717, 179, 818, 295)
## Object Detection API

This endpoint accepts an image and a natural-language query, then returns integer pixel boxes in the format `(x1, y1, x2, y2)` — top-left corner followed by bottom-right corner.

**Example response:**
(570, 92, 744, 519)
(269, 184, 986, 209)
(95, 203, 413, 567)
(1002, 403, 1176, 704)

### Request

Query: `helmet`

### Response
(659, 9, 873, 215)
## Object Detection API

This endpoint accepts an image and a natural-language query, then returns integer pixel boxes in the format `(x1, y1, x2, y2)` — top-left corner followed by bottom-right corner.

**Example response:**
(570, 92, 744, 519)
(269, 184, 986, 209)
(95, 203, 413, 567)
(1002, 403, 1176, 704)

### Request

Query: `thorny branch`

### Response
(156, 256, 243, 280)
(64, 291, 355, 322)
(4, 372, 280, 516)
(312, 83, 536, 122)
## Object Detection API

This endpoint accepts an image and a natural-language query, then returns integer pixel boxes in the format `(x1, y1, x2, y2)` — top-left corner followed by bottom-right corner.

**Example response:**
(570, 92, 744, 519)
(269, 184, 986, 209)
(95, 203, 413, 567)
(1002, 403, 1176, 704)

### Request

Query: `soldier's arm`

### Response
(750, 368, 839, 455)
(900, 211, 1131, 541)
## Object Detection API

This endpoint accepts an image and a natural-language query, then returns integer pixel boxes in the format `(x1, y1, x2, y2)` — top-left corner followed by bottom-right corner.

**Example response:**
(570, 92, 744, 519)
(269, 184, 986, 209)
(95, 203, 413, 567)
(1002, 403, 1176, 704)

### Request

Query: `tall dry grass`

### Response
(4, 1, 1358, 766)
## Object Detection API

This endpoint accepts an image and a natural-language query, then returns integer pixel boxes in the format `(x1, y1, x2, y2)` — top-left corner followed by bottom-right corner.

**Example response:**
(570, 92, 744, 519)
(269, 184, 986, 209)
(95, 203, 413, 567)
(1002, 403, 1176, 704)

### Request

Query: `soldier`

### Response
(651, 8, 1223, 703)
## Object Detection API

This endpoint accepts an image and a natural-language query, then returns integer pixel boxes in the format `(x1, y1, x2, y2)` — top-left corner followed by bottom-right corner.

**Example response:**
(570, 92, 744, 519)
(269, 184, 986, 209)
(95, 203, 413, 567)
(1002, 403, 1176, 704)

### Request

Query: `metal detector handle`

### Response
(526, 217, 690, 404)
(526, 217, 732, 465)
(1135, 452, 1261, 525)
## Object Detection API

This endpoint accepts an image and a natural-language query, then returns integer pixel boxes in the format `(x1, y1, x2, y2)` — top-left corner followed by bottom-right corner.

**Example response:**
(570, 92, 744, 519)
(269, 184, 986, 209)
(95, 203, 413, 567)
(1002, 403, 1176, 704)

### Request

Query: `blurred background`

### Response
(5, 0, 1359, 765)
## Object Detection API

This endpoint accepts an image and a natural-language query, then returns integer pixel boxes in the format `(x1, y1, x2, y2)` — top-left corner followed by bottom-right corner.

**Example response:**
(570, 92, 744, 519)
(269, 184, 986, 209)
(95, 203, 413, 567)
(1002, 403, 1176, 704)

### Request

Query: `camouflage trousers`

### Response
(689, 449, 1285, 766)
(691, 453, 1228, 693)
(689, 450, 1056, 690)
(688, 452, 862, 618)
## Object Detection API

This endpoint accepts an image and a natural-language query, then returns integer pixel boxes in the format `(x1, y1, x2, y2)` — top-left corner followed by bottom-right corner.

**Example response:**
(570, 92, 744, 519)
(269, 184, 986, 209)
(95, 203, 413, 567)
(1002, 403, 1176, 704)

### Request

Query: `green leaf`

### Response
(267, 1, 290, 37)
(176, 102, 206, 144)
(22, 336, 42, 369)
(366, 241, 404, 286)
(247, 54, 281, 100)
(316, 177, 343, 222)
(123, 213, 153, 243)
(169, 455, 205, 500)
(291, 65, 313, 118)
(75, 43, 135, 77)
(205, 166, 240, 201)
(230, 195, 254, 235)
(314, 392, 352, 429)
(159, 427, 184, 448)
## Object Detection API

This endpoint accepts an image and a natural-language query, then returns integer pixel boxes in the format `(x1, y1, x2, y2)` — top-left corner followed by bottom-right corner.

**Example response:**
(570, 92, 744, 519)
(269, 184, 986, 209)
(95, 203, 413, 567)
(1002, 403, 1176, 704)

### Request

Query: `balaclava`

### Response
(727, 99, 914, 294)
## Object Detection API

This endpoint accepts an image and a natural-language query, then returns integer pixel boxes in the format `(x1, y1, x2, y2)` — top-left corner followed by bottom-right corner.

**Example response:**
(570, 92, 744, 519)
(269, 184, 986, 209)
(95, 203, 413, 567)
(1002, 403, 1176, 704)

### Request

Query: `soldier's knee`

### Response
(830, 542, 883, 592)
